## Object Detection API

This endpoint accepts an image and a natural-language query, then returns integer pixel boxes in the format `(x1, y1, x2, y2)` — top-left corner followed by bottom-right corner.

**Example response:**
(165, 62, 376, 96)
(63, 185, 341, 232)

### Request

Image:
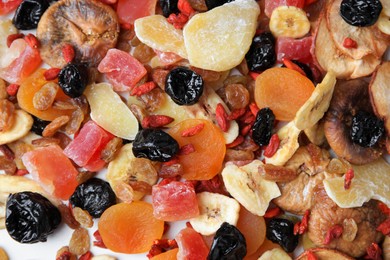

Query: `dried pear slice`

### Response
(326, 0, 388, 60)
(37, 0, 119, 68)
(369, 61, 390, 134)
(314, 16, 380, 79)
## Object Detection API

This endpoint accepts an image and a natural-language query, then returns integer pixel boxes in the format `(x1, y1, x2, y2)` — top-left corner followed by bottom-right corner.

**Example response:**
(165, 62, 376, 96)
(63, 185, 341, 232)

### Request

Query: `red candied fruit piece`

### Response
(276, 36, 313, 64)
(175, 227, 209, 260)
(116, 0, 157, 25)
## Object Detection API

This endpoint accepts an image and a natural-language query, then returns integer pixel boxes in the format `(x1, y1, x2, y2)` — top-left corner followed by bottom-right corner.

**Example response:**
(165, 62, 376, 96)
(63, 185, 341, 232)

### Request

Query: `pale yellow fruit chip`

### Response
(183, 0, 259, 71)
(323, 158, 390, 208)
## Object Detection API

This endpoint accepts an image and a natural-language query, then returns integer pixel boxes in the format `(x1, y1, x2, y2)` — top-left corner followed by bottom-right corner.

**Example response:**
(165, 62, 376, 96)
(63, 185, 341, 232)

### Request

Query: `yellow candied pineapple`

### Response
(183, 0, 260, 71)
(134, 15, 188, 59)
(323, 158, 390, 208)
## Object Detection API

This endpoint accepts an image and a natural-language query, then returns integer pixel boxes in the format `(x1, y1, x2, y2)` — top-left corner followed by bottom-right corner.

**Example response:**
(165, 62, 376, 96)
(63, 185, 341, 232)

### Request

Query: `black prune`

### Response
(282, 60, 314, 83)
(350, 110, 384, 147)
(69, 178, 116, 218)
(205, 0, 234, 10)
(340, 0, 382, 27)
(245, 32, 276, 72)
(12, 0, 49, 30)
(159, 0, 179, 17)
(165, 67, 204, 106)
(208, 222, 246, 260)
(5, 192, 61, 243)
(31, 116, 50, 136)
(58, 63, 89, 98)
(132, 128, 179, 162)
(251, 107, 275, 146)
(266, 218, 298, 253)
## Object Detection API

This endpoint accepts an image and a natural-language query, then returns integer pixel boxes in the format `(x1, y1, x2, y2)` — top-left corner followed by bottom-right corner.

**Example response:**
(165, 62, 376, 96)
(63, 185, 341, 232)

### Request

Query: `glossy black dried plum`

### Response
(5, 191, 61, 243)
(245, 32, 276, 72)
(12, 0, 49, 30)
(208, 222, 246, 260)
(340, 0, 382, 27)
(58, 63, 89, 98)
(69, 178, 116, 218)
(251, 107, 275, 146)
(266, 218, 298, 253)
(132, 128, 179, 162)
(205, 0, 234, 10)
(31, 116, 50, 136)
(159, 0, 179, 17)
(165, 67, 204, 106)
(350, 110, 384, 147)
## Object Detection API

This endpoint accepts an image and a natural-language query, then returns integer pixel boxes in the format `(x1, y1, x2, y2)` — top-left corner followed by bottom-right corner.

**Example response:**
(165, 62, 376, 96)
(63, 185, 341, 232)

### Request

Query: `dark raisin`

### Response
(159, 0, 179, 17)
(205, 0, 234, 10)
(165, 67, 204, 106)
(350, 110, 384, 147)
(340, 0, 382, 27)
(31, 116, 50, 136)
(5, 191, 61, 243)
(58, 63, 89, 98)
(69, 178, 116, 218)
(132, 128, 179, 162)
(208, 222, 246, 260)
(12, 0, 49, 30)
(266, 218, 298, 253)
(281, 60, 314, 82)
(251, 107, 275, 146)
(245, 32, 276, 72)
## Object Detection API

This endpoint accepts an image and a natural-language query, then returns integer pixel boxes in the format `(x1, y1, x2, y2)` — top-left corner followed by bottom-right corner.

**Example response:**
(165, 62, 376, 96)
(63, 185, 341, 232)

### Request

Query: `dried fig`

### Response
(324, 78, 383, 165)
(37, 0, 119, 68)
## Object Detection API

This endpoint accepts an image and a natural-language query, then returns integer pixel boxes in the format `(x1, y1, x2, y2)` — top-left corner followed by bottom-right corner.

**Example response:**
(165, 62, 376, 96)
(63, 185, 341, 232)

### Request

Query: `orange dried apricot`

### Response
(150, 248, 179, 260)
(98, 202, 164, 254)
(17, 69, 74, 121)
(167, 119, 226, 180)
(254, 67, 315, 121)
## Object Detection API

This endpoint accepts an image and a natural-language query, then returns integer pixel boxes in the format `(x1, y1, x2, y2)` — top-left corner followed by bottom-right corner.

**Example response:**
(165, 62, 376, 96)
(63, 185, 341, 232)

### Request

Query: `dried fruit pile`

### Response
(0, 0, 389, 259)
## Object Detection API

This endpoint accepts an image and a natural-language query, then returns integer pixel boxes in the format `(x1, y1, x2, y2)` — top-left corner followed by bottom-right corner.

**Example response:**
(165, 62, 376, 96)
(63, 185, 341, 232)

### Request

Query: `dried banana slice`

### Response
(269, 6, 310, 39)
(294, 72, 336, 130)
(326, 0, 388, 59)
(0, 110, 33, 145)
(37, 0, 119, 68)
(378, 13, 390, 35)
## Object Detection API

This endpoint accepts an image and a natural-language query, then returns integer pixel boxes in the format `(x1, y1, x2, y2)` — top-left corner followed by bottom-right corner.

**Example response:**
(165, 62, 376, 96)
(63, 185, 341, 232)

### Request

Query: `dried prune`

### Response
(159, 0, 179, 17)
(165, 67, 204, 106)
(245, 32, 276, 72)
(58, 63, 89, 98)
(205, 0, 234, 10)
(132, 128, 179, 162)
(340, 0, 382, 27)
(31, 116, 51, 136)
(350, 111, 384, 147)
(208, 222, 246, 260)
(12, 0, 49, 30)
(251, 107, 275, 146)
(266, 218, 298, 253)
(5, 192, 61, 243)
(70, 178, 116, 218)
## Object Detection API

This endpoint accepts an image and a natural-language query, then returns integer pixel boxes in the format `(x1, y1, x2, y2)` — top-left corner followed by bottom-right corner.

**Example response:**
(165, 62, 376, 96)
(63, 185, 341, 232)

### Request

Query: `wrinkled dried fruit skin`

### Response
(266, 218, 298, 253)
(245, 32, 276, 72)
(12, 0, 49, 30)
(58, 63, 89, 98)
(6, 192, 61, 243)
(159, 0, 179, 17)
(69, 178, 116, 218)
(132, 129, 179, 162)
(208, 222, 247, 260)
(251, 107, 275, 146)
(340, 0, 382, 27)
(350, 111, 384, 147)
(205, 0, 234, 10)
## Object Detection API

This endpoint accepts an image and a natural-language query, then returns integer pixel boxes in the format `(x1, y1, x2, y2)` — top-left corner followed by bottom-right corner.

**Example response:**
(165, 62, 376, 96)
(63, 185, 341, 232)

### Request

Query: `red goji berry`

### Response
(181, 123, 205, 137)
(178, 0, 195, 16)
(62, 44, 75, 63)
(263, 134, 280, 158)
(93, 230, 106, 248)
(6, 84, 20, 96)
(227, 108, 246, 121)
(194, 175, 229, 196)
(343, 37, 358, 49)
(226, 135, 244, 148)
(162, 157, 180, 167)
(167, 13, 189, 29)
(79, 251, 93, 260)
(15, 169, 29, 176)
(6, 33, 24, 48)
(263, 206, 283, 218)
(378, 202, 390, 215)
(179, 143, 196, 155)
(282, 58, 306, 76)
(377, 217, 390, 236)
(216, 103, 229, 132)
(307, 251, 318, 260)
(249, 72, 260, 80)
(43, 68, 61, 81)
(365, 243, 382, 260)
(142, 115, 174, 128)
(240, 124, 252, 136)
(130, 82, 157, 96)
(120, 23, 133, 30)
(344, 168, 354, 190)
(249, 102, 259, 116)
(323, 224, 343, 245)
(295, 210, 310, 235)
(24, 34, 39, 48)
(293, 222, 300, 236)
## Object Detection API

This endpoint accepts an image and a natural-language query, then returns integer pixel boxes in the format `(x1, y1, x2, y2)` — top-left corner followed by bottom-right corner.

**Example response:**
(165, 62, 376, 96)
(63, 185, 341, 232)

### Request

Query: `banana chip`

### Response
(0, 110, 33, 145)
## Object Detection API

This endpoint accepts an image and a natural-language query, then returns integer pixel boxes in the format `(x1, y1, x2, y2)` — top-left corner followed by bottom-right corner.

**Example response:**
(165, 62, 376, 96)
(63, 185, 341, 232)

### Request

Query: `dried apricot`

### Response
(150, 248, 178, 260)
(254, 67, 315, 121)
(98, 202, 164, 254)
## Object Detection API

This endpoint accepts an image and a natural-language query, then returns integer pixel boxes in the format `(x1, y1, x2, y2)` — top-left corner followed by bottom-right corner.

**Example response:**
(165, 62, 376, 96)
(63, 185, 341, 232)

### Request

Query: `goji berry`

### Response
(227, 108, 246, 121)
(24, 34, 39, 48)
(249, 72, 260, 80)
(344, 168, 354, 190)
(147, 239, 178, 259)
(6, 84, 20, 96)
(378, 202, 390, 215)
(194, 175, 229, 196)
(294, 210, 310, 235)
(365, 243, 382, 260)
(179, 143, 196, 155)
(6, 33, 24, 48)
(120, 23, 133, 30)
(376, 217, 390, 236)
(93, 230, 106, 248)
(15, 169, 29, 176)
(178, 0, 195, 16)
(79, 251, 93, 260)
(249, 102, 259, 116)
(323, 224, 343, 245)
(44, 68, 61, 81)
(240, 124, 252, 136)
(167, 13, 189, 29)
(343, 37, 358, 49)
(130, 82, 157, 96)
(181, 123, 205, 137)
(62, 44, 75, 63)
(226, 135, 244, 148)
(263, 206, 283, 218)
(216, 103, 229, 132)
(162, 157, 180, 167)
(263, 134, 280, 158)
(307, 251, 318, 260)
(282, 58, 306, 76)
(142, 115, 174, 128)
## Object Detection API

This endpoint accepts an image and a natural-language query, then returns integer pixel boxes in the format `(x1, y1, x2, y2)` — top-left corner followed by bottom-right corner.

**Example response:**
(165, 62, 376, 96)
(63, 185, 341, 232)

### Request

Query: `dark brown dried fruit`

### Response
(133, 43, 155, 64)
